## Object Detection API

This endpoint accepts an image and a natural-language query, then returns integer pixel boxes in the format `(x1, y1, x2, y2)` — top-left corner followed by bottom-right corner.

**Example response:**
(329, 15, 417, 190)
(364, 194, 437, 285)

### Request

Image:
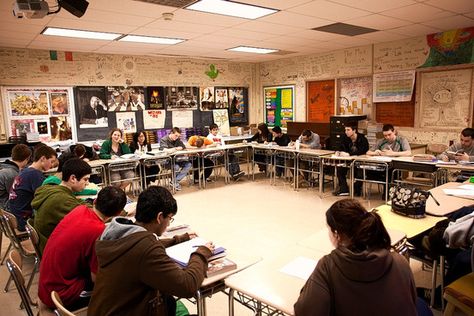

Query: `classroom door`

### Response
(307, 80, 335, 123)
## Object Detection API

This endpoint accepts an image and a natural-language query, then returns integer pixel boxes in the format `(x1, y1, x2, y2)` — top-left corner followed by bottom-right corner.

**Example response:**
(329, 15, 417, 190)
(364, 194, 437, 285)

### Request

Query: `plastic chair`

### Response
(5, 249, 38, 316)
(51, 291, 88, 316)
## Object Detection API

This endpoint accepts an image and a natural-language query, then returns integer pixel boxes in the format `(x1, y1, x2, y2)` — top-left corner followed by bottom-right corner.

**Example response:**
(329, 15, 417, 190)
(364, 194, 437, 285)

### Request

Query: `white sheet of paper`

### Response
(443, 189, 474, 196)
(143, 110, 166, 129)
(172, 110, 193, 128)
(457, 184, 474, 191)
(279, 256, 318, 280)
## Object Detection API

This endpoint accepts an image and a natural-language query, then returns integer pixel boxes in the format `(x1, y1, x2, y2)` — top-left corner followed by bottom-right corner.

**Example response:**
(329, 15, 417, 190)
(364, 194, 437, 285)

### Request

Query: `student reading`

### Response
(294, 199, 417, 316)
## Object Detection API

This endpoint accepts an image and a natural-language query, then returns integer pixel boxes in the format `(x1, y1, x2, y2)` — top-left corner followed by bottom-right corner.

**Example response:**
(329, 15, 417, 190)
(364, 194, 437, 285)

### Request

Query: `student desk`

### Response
(320, 154, 355, 195)
(295, 149, 334, 194)
(250, 143, 275, 180)
(224, 143, 252, 182)
(106, 157, 142, 193)
(426, 182, 474, 216)
(351, 156, 392, 200)
(373, 204, 446, 239)
(141, 152, 173, 189)
(390, 156, 446, 188)
(272, 146, 298, 189)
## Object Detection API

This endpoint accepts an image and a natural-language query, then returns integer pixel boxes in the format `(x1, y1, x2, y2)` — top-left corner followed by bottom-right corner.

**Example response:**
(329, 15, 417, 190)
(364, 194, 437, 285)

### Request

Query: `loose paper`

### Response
(279, 256, 318, 280)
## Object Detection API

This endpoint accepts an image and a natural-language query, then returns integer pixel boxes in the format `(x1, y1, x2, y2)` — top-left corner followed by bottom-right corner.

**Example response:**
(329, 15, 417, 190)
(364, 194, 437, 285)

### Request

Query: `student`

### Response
(333, 125, 369, 196)
(87, 186, 214, 316)
(188, 135, 215, 182)
(99, 128, 134, 190)
(367, 124, 411, 157)
(33, 158, 92, 254)
(0, 144, 31, 210)
(294, 199, 417, 316)
(8, 145, 56, 231)
(207, 123, 244, 180)
(159, 127, 192, 191)
(296, 129, 321, 149)
(249, 123, 273, 172)
(439, 127, 474, 162)
(271, 126, 291, 177)
(130, 130, 159, 186)
(38, 186, 126, 310)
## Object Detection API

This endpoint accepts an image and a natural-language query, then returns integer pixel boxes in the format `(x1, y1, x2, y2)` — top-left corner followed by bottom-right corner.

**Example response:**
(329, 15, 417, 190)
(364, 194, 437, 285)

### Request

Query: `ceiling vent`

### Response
(312, 23, 377, 36)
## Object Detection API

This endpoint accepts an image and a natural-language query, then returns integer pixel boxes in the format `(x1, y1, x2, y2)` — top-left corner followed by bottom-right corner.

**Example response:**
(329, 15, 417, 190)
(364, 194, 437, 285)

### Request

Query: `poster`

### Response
(74, 86, 108, 128)
(166, 86, 199, 110)
(307, 80, 335, 122)
(8, 90, 49, 116)
(143, 110, 166, 129)
(36, 120, 49, 134)
(215, 88, 229, 109)
(213, 109, 230, 136)
(116, 112, 137, 133)
(172, 110, 193, 127)
(199, 86, 215, 111)
(228, 87, 248, 125)
(373, 71, 416, 102)
(49, 116, 72, 141)
(10, 119, 34, 137)
(50, 90, 69, 115)
(264, 85, 294, 128)
(146, 86, 165, 109)
(107, 86, 145, 111)
(420, 68, 472, 128)
(339, 77, 372, 117)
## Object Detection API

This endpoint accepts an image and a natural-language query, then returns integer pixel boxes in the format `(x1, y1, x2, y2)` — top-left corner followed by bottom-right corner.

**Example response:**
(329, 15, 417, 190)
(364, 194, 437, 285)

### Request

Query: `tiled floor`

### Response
(0, 173, 446, 315)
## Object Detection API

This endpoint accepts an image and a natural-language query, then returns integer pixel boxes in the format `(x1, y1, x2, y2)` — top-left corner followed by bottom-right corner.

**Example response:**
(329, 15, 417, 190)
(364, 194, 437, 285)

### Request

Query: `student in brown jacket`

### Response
(87, 186, 214, 316)
(294, 199, 417, 316)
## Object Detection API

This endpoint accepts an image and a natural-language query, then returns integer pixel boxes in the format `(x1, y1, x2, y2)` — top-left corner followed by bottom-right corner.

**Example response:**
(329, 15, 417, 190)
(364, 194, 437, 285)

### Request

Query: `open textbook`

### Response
(166, 237, 226, 267)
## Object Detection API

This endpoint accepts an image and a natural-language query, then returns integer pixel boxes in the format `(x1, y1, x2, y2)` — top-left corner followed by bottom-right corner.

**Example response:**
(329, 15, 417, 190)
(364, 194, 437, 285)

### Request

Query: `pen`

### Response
(192, 245, 205, 248)
(429, 192, 440, 206)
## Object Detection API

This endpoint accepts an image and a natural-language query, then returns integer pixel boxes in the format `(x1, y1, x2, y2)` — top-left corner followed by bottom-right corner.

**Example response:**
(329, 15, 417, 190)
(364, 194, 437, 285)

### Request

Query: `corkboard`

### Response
(307, 80, 335, 123)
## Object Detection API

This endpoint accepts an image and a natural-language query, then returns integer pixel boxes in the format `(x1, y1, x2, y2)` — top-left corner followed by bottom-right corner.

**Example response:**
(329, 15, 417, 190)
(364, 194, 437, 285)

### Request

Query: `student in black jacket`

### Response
(271, 126, 291, 177)
(249, 123, 273, 172)
(333, 125, 369, 196)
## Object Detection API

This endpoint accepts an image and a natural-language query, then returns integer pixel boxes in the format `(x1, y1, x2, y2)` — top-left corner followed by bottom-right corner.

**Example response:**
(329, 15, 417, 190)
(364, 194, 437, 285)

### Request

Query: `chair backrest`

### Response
(25, 220, 42, 260)
(145, 131, 157, 144)
(6, 250, 35, 316)
(1, 210, 36, 258)
(51, 291, 76, 316)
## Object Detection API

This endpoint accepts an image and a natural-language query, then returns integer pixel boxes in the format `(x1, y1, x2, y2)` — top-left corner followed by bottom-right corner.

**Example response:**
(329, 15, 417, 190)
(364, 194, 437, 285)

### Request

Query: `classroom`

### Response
(0, 0, 474, 315)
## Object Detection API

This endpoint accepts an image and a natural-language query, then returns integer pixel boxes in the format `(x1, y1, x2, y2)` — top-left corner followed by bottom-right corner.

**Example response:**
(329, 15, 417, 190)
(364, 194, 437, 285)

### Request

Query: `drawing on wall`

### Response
(8, 90, 49, 116)
(74, 86, 108, 128)
(420, 68, 472, 128)
(339, 77, 372, 117)
(228, 87, 248, 125)
(166, 86, 199, 110)
(264, 85, 294, 128)
(36, 121, 48, 134)
(307, 80, 335, 123)
(116, 112, 137, 133)
(11, 119, 34, 137)
(213, 109, 230, 136)
(215, 88, 229, 109)
(50, 116, 72, 141)
(107, 86, 145, 111)
(146, 86, 165, 109)
(50, 90, 69, 115)
(199, 86, 215, 111)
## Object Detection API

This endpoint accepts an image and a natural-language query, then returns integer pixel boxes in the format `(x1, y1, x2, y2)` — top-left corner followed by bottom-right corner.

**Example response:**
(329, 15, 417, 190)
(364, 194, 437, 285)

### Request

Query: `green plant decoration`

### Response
(205, 64, 219, 80)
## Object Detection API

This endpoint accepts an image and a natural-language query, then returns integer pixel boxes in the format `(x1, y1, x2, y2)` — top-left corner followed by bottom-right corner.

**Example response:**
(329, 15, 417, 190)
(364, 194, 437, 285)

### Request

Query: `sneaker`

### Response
(170, 181, 181, 191)
(333, 189, 349, 196)
(232, 171, 245, 181)
(206, 178, 214, 182)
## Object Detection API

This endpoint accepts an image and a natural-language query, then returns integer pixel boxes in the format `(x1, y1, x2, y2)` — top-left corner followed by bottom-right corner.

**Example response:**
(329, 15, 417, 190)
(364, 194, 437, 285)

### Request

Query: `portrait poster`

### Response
(146, 86, 165, 109)
(36, 120, 49, 134)
(116, 112, 137, 133)
(172, 111, 193, 128)
(213, 109, 230, 136)
(50, 90, 69, 115)
(199, 86, 215, 111)
(143, 110, 166, 129)
(74, 86, 108, 128)
(10, 119, 34, 137)
(126, 86, 145, 111)
(49, 116, 72, 141)
(165, 86, 199, 110)
(215, 88, 229, 109)
(8, 90, 49, 116)
(228, 87, 248, 125)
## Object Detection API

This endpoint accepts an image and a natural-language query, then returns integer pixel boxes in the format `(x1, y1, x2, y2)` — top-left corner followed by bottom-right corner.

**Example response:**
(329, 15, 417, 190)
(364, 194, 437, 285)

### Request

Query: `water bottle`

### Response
(295, 139, 300, 151)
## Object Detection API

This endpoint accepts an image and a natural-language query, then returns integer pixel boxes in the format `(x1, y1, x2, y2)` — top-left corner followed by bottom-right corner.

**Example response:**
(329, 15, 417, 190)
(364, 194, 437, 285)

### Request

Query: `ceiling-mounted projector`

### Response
(13, 0, 49, 19)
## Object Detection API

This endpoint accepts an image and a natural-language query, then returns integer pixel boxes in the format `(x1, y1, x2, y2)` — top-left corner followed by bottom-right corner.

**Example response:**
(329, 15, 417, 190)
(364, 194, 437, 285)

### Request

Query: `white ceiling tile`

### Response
(234, 0, 312, 10)
(425, 0, 474, 14)
(357, 31, 408, 42)
(327, 36, 373, 46)
(390, 23, 443, 36)
(422, 14, 474, 30)
(288, 1, 372, 21)
(346, 14, 412, 30)
(330, 0, 417, 13)
(0, 22, 47, 35)
(47, 17, 137, 33)
(381, 3, 456, 22)
(262, 35, 317, 46)
(146, 20, 223, 34)
(235, 21, 302, 35)
(128, 27, 199, 40)
(172, 9, 248, 27)
(89, 0, 174, 18)
(259, 11, 334, 28)
(69, 9, 155, 27)
(211, 28, 275, 41)
(290, 29, 348, 41)
(190, 34, 257, 47)
(305, 41, 348, 50)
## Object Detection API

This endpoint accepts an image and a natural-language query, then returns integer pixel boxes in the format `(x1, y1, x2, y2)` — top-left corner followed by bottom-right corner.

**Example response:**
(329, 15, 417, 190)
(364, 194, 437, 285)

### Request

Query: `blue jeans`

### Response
(174, 161, 192, 183)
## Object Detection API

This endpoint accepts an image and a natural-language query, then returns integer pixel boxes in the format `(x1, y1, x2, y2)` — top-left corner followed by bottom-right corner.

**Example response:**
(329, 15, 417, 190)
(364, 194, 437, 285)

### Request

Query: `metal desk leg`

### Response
(228, 288, 235, 316)
(319, 157, 323, 197)
(196, 290, 206, 316)
(350, 162, 354, 198)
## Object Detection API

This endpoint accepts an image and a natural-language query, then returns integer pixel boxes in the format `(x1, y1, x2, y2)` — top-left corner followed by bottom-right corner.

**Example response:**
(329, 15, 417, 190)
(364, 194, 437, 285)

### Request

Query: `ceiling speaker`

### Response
(59, 0, 89, 18)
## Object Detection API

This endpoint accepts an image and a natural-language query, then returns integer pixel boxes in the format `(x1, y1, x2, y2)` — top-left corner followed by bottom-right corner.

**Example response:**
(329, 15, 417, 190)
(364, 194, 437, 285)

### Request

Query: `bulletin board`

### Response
(264, 85, 294, 128)
(306, 80, 335, 123)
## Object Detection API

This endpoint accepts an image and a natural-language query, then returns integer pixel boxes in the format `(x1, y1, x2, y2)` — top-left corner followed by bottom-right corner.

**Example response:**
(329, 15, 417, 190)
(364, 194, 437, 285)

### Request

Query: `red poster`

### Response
(307, 80, 335, 122)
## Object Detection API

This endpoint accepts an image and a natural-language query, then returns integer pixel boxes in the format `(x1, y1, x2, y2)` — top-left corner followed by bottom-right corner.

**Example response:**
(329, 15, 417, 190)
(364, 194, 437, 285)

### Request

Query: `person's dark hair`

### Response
(382, 124, 395, 132)
(209, 123, 218, 130)
(61, 158, 92, 182)
(272, 126, 282, 134)
(33, 145, 57, 162)
(12, 144, 31, 162)
(108, 128, 123, 139)
(57, 152, 76, 172)
(301, 129, 312, 137)
(195, 137, 204, 148)
(346, 125, 357, 131)
(95, 186, 127, 217)
(461, 128, 474, 138)
(326, 199, 391, 252)
(133, 130, 148, 145)
(73, 144, 86, 158)
(171, 127, 181, 134)
(257, 123, 270, 139)
(135, 186, 177, 223)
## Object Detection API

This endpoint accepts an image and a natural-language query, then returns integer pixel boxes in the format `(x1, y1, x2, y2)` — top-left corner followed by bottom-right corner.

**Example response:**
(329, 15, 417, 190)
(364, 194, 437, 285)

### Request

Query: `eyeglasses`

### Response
(167, 215, 175, 223)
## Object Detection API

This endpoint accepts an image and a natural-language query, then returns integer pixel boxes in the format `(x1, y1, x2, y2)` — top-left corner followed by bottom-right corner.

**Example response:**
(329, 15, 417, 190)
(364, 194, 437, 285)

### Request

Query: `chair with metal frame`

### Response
(51, 291, 88, 316)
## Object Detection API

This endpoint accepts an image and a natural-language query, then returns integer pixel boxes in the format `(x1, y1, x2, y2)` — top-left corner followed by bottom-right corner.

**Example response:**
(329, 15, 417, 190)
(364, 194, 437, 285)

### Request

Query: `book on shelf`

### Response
(166, 237, 226, 267)
(206, 257, 237, 277)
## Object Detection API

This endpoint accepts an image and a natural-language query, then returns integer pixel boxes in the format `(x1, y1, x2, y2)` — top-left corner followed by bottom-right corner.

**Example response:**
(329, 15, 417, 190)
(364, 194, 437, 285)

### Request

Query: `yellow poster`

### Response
(281, 88, 292, 109)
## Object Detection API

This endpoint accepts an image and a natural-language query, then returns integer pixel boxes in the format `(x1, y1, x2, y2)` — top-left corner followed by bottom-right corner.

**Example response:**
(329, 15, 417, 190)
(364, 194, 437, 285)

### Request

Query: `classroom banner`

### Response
(264, 85, 294, 128)
(373, 71, 415, 102)
(143, 110, 166, 129)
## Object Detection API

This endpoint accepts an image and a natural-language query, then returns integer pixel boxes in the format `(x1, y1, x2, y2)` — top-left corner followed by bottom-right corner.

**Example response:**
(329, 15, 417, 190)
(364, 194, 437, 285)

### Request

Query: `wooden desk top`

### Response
(427, 182, 474, 216)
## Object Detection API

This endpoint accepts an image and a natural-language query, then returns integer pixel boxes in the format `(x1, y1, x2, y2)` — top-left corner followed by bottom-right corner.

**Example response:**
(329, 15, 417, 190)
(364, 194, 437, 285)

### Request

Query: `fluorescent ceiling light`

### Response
(119, 35, 184, 45)
(42, 27, 121, 40)
(186, 0, 277, 19)
(228, 46, 278, 54)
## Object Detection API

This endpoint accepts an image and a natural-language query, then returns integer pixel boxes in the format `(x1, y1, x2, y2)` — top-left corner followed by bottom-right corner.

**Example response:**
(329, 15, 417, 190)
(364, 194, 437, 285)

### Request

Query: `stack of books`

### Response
(366, 122, 383, 148)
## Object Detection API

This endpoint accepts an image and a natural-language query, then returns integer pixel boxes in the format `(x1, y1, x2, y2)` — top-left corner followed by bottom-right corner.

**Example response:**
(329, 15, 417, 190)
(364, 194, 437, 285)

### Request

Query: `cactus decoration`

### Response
(205, 64, 219, 80)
